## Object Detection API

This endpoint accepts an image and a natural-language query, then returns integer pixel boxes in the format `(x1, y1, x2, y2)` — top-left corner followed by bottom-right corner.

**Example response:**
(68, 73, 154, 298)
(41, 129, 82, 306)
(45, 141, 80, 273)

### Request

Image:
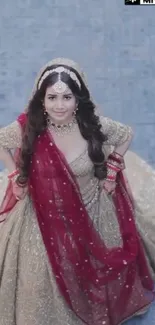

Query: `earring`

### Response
(73, 105, 78, 116)
(43, 109, 49, 123)
(42, 100, 46, 114)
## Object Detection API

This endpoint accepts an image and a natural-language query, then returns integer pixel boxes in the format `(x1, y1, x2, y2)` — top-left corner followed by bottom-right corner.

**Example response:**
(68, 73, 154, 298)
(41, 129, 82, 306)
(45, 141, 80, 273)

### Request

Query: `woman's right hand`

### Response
(12, 182, 28, 200)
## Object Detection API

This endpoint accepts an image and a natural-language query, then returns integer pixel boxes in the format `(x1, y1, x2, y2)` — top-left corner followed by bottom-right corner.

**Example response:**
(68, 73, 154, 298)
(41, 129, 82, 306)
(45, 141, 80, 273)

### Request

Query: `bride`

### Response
(0, 57, 154, 325)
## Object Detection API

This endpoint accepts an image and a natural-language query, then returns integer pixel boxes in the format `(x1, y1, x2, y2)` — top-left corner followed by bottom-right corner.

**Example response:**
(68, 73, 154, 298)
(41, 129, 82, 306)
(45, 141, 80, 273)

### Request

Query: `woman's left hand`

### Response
(101, 179, 116, 195)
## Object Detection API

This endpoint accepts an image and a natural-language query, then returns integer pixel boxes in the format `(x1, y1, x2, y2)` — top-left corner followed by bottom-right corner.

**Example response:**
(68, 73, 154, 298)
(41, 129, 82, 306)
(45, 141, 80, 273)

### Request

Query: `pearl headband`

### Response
(38, 66, 81, 90)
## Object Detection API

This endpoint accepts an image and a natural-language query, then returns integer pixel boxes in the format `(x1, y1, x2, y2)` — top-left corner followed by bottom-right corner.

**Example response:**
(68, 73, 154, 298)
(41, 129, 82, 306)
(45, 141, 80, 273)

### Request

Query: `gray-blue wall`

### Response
(0, 0, 155, 165)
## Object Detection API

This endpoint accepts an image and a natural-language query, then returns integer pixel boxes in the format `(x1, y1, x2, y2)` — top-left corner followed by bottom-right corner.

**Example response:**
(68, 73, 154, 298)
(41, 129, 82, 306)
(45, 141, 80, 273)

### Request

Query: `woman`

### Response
(0, 57, 154, 325)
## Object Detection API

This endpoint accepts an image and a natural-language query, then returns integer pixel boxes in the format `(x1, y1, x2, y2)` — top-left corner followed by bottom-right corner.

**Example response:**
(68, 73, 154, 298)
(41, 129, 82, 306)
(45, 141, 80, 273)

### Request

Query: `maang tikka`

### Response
(38, 66, 81, 92)
(53, 72, 68, 94)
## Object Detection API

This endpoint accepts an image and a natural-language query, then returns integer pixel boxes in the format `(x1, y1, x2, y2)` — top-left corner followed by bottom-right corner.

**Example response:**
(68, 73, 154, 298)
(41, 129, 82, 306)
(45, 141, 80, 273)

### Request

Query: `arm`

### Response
(0, 120, 28, 200)
(100, 116, 133, 156)
(0, 121, 22, 173)
(100, 116, 133, 194)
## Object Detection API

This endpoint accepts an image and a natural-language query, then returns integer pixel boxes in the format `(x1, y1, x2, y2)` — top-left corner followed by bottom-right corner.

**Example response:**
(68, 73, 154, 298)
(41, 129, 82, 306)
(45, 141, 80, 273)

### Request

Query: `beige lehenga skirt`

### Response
(0, 150, 155, 325)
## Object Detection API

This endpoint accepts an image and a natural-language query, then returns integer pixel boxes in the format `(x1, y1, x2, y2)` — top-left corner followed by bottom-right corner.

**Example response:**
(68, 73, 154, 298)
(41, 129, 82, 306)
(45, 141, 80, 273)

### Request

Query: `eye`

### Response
(64, 95, 72, 100)
(48, 95, 56, 100)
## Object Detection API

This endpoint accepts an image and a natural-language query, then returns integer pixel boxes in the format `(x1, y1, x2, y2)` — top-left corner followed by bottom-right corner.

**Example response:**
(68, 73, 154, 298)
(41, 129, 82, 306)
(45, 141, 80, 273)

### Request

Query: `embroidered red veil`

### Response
(0, 58, 154, 325)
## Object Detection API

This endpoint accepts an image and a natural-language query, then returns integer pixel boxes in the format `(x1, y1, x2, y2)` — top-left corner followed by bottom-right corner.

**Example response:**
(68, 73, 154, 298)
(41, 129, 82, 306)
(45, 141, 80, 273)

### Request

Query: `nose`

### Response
(56, 99, 64, 111)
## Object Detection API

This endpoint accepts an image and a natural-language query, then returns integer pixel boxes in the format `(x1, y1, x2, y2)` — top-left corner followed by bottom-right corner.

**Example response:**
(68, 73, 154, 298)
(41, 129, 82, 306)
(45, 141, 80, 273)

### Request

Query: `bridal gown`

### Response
(0, 116, 155, 325)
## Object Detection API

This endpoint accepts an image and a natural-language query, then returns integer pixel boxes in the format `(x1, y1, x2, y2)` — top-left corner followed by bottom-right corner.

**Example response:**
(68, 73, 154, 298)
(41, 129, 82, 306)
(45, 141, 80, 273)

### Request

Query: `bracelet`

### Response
(106, 166, 117, 182)
(113, 151, 123, 159)
(106, 162, 120, 172)
(8, 169, 19, 179)
(109, 152, 124, 162)
(108, 153, 125, 171)
(16, 182, 27, 188)
(16, 175, 28, 188)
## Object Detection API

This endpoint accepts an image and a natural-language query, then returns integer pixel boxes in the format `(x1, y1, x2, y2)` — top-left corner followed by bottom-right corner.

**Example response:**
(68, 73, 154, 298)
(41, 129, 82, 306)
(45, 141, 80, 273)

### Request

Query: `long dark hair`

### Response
(17, 64, 107, 184)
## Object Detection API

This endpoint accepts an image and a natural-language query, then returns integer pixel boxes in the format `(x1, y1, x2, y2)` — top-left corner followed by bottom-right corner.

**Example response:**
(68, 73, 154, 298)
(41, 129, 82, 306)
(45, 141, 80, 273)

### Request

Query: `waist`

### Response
(79, 177, 100, 210)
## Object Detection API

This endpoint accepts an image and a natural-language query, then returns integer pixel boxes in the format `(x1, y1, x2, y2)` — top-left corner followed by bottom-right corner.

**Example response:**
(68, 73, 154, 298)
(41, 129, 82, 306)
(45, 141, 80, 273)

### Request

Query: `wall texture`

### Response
(0, 0, 155, 167)
(0, 1, 155, 323)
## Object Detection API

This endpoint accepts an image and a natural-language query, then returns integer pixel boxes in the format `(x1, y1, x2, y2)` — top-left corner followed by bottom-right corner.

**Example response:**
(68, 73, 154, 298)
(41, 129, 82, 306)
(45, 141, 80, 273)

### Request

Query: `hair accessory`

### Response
(38, 66, 81, 90)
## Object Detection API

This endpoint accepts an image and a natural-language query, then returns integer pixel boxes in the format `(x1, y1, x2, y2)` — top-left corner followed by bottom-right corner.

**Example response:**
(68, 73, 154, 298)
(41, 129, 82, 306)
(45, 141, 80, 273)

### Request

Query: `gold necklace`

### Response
(48, 117, 77, 136)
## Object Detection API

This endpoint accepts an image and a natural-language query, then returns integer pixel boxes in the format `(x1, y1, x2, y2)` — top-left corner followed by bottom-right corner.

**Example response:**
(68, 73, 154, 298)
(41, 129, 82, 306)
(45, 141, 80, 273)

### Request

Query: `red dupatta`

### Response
(0, 113, 154, 325)
(0, 113, 26, 222)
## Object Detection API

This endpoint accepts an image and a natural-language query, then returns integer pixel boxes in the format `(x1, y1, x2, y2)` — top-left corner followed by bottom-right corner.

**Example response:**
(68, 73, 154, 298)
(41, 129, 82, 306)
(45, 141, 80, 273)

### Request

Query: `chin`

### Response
(52, 113, 70, 122)
(54, 115, 66, 120)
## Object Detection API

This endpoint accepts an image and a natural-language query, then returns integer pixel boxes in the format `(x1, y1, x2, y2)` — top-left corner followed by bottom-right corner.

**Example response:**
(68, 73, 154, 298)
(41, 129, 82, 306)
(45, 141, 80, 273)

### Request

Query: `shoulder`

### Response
(17, 113, 27, 127)
(98, 115, 114, 130)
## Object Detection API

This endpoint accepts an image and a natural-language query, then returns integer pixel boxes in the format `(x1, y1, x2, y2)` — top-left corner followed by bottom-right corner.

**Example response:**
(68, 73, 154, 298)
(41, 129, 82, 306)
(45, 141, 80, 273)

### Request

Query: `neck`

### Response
(49, 116, 75, 126)
(48, 116, 77, 136)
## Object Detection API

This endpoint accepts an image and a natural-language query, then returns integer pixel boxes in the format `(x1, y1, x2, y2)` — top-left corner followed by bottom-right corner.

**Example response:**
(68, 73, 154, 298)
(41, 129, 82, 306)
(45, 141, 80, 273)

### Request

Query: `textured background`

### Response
(0, 1, 155, 323)
(0, 1, 155, 167)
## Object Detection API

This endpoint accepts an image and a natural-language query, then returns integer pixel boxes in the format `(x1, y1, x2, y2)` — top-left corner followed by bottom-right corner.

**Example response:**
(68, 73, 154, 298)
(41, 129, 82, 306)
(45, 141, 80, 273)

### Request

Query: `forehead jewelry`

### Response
(52, 72, 68, 94)
(38, 66, 81, 91)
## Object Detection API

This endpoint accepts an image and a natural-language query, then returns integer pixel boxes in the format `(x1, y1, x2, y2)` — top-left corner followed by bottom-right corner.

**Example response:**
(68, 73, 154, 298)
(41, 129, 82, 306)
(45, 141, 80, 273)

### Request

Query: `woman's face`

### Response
(44, 83, 77, 124)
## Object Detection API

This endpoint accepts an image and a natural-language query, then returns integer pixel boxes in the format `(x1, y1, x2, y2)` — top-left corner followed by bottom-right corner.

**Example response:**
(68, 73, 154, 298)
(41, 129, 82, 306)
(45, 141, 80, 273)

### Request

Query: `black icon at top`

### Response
(125, 0, 140, 4)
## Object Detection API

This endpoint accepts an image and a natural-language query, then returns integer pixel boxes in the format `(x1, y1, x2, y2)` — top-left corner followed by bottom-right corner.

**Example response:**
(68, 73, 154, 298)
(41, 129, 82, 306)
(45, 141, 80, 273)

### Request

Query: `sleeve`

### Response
(100, 116, 133, 147)
(0, 120, 22, 149)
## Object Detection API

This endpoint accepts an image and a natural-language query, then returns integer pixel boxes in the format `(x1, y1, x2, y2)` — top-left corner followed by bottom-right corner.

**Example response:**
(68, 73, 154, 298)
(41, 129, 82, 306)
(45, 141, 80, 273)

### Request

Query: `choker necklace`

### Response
(48, 117, 77, 136)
